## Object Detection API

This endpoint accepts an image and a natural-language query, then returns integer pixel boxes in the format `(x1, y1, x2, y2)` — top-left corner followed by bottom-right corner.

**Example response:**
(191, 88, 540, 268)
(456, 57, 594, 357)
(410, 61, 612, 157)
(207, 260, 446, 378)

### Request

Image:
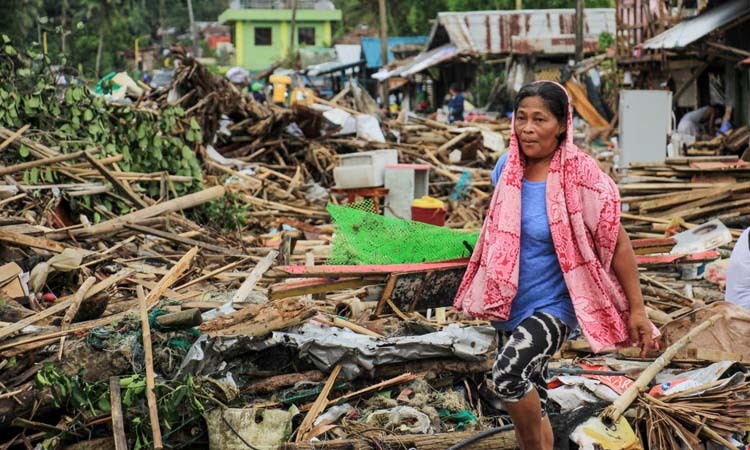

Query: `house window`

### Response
(255, 27, 272, 46)
(298, 27, 315, 46)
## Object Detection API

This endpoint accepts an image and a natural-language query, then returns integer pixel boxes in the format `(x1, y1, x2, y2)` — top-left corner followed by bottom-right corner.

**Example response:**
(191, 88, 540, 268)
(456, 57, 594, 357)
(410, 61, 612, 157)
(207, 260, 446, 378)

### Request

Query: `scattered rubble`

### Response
(1, 39, 750, 450)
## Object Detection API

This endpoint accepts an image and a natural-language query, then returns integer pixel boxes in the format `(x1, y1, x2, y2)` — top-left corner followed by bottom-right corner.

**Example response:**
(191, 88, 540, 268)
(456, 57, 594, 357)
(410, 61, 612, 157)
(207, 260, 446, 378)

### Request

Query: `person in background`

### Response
(454, 81, 654, 450)
(726, 227, 750, 310)
(251, 81, 266, 103)
(447, 83, 464, 123)
(676, 104, 724, 138)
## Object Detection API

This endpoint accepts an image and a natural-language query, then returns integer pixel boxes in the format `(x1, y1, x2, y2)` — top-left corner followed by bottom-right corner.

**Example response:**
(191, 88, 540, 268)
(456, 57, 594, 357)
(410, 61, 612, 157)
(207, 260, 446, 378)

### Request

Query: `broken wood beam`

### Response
(295, 364, 342, 443)
(0, 229, 73, 254)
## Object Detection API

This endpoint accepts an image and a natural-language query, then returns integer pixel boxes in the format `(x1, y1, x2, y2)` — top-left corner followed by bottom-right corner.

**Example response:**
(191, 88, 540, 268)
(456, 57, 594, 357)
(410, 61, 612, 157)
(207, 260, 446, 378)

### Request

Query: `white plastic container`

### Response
(333, 149, 398, 188)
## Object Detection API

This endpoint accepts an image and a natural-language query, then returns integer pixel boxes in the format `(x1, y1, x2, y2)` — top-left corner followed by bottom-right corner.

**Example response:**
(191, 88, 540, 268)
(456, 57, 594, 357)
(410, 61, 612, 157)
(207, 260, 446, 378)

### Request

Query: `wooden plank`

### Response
(109, 377, 129, 450)
(269, 277, 383, 300)
(0, 229, 73, 254)
(280, 260, 469, 278)
(679, 197, 750, 221)
(636, 251, 720, 266)
(295, 365, 342, 443)
(376, 273, 401, 316)
(137, 285, 163, 450)
(143, 247, 198, 307)
(231, 250, 278, 305)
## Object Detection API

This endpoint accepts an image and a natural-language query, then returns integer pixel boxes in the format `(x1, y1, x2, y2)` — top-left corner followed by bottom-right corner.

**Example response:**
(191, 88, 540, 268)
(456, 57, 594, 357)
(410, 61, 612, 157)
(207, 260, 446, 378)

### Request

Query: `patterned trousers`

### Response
(489, 312, 570, 413)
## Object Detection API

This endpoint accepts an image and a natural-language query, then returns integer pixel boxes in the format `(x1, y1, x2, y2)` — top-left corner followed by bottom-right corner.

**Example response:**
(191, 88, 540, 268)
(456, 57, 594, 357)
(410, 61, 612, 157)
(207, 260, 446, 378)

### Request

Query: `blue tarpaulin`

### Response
(360, 36, 428, 69)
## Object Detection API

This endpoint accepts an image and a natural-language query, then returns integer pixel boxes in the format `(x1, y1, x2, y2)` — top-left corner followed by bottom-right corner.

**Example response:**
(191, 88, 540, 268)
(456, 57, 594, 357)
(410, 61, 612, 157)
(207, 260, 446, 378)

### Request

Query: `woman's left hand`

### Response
(628, 310, 653, 357)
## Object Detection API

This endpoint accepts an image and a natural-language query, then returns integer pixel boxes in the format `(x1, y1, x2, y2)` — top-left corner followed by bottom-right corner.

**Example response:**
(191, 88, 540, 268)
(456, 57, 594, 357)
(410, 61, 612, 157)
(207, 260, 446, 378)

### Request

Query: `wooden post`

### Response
(575, 0, 585, 62)
(289, 0, 298, 60)
(137, 285, 163, 450)
(109, 377, 128, 450)
(378, 0, 389, 111)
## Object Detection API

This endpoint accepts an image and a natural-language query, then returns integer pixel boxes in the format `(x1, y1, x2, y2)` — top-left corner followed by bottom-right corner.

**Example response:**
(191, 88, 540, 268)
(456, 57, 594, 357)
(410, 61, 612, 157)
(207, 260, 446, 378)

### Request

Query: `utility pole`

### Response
(378, 0, 389, 111)
(288, 0, 297, 61)
(187, 0, 199, 57)
(575, 0, 585, 62)
(515, 0, 522, 10)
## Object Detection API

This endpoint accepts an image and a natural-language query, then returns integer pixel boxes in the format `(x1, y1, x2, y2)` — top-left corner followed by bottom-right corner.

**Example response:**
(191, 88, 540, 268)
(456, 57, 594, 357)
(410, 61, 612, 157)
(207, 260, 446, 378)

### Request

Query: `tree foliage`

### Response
(0, 0, 229, 79)
(0, 0, 614, 75)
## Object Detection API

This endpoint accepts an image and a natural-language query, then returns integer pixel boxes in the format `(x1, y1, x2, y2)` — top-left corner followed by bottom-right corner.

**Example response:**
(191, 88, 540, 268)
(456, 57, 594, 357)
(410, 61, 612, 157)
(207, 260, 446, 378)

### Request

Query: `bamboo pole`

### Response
(68, 186, 225, 238)
(601, 312, 724, 424)
(137, 285, 163, 450)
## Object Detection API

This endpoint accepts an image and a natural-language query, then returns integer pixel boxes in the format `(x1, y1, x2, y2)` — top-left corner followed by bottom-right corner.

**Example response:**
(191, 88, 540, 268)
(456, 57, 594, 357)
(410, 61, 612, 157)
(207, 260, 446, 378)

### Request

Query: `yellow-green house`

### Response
(219, 6, 342, 71)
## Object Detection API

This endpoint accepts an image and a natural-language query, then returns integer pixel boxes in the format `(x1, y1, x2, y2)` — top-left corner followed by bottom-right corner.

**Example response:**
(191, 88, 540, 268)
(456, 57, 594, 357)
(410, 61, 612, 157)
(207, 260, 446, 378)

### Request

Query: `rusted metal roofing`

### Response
(642, 0, 750, 50)
(427, 8, 616, 55)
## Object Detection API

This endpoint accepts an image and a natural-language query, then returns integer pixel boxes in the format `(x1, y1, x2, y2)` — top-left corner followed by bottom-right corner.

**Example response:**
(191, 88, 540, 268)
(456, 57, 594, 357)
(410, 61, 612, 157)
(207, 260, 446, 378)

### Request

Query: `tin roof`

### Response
(642, 0, 750, 49)
(427, 8, 616, 55)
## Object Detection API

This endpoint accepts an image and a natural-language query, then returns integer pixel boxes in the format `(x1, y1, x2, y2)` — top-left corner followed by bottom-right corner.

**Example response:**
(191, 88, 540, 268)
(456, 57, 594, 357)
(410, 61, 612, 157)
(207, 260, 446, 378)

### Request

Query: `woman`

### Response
(454, 81, 654, 450)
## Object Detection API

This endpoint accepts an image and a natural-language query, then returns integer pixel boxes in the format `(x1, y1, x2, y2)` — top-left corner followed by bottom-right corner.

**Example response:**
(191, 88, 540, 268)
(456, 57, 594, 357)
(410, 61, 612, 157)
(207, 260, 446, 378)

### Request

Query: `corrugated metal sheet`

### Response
(371, 44, 459, 80)
(431, 8, 616, 55)
(642, 0, 750, 49)
(361, 36, 428, 69)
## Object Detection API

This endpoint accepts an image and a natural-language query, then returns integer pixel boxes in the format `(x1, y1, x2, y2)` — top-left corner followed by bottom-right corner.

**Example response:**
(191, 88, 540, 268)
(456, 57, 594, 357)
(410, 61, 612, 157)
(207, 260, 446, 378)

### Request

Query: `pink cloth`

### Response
(453, 83, 654, 353)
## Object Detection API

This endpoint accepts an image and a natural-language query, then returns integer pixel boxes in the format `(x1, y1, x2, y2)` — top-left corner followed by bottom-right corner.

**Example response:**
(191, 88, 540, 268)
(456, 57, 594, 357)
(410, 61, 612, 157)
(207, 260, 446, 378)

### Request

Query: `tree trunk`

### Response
(95, 27, 104, 79)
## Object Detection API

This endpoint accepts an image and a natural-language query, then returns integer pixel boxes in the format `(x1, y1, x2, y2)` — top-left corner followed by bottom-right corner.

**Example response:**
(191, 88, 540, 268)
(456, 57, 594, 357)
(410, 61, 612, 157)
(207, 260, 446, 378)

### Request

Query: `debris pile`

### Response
(1, 41, 750, 450)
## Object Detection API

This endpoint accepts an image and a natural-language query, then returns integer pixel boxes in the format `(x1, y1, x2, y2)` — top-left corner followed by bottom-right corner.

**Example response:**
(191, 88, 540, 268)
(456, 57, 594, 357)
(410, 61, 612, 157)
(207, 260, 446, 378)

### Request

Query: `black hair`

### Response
(513, 81, 569, 144)
(449, 83, 460, 92)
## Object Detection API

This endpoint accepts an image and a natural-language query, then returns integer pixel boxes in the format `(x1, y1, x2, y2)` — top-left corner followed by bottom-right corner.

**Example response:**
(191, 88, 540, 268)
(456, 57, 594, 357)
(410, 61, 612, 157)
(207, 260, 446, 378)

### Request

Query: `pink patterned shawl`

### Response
(453, 83, 652, 353)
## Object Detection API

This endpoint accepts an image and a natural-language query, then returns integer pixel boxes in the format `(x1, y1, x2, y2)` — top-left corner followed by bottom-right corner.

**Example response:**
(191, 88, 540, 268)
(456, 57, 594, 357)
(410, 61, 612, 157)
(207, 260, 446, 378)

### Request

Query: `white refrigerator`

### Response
(618, 90, 673, 166)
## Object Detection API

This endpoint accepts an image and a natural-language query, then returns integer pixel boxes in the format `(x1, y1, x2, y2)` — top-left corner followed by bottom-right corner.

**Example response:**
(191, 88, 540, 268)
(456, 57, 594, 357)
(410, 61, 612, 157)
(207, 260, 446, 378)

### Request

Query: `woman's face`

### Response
(514, 96, 566, 161)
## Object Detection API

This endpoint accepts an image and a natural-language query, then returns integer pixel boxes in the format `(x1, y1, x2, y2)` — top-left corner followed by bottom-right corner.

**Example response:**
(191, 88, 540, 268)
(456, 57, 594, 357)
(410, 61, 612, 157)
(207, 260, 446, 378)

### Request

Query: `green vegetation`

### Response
(0, 38, 201, 220)
(36, 364, 213, 450)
